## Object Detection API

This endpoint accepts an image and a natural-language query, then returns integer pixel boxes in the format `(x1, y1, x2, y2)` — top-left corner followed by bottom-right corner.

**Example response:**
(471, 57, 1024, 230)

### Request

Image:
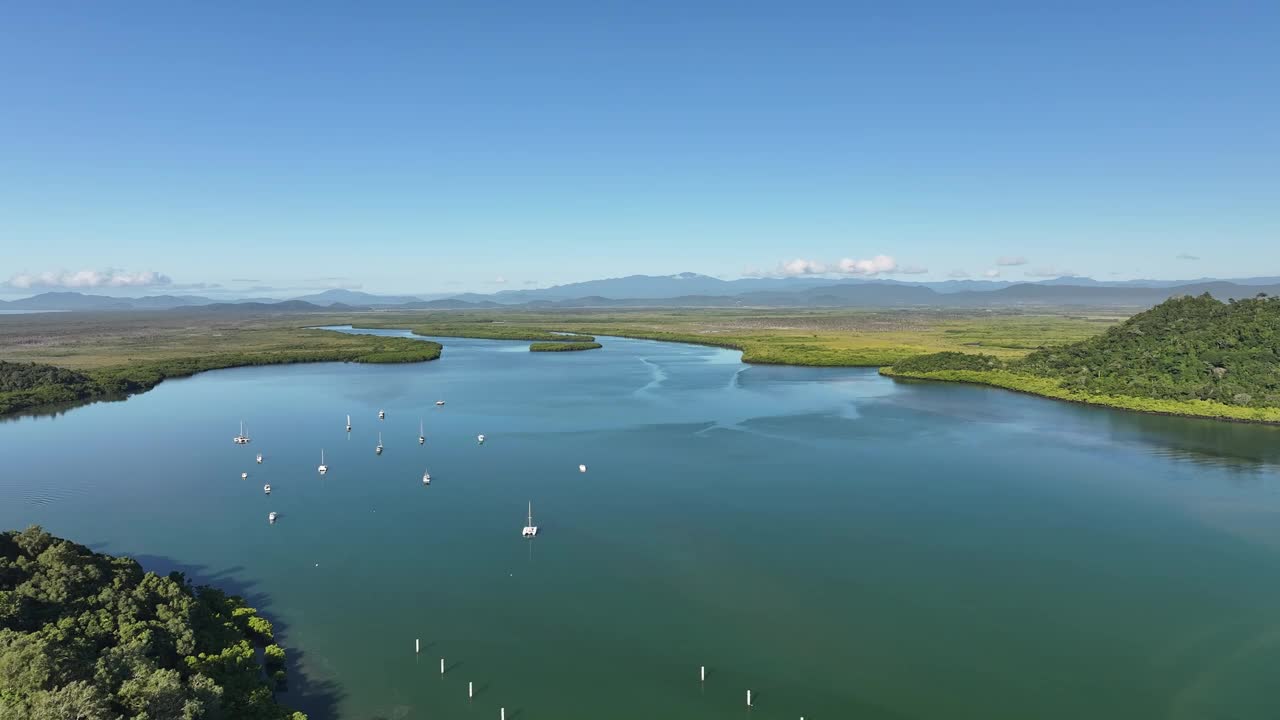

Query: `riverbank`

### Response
(879, 366, 1280, 424)
(0, 332, 441, 416)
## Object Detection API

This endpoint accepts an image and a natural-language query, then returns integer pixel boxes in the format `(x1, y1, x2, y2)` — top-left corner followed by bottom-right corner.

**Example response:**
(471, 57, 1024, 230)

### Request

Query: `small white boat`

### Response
(418, 419, 425, 445)
(241, 472, 248, 480)
(378, 409, 386, 420)
(256, 453, 263, 464)
(263, 483, 271, 495)
(477, 434, 485, 444)
(375, 432, 383, 455)
(422, 470, 431, 485)
(318, 449, 328, 475)
(579, 464, 587, 473)
(435, 400, 445, 406)
(268, 511, 278, 523)
(522, 501, 538, 538)
(233, 420, 251, 444)
(346, 414, 352, 432)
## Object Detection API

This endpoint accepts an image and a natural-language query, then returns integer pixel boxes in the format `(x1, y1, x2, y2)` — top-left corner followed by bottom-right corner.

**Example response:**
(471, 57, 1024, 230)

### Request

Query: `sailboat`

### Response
(378, 409, 385, 420)
(268, 511, 278, 523)
(477, 434, 485, 445)
(233, 420, 250, 444)
(263, 483, 271, 495)
(375, 432, 383, 455)
(256, 453, 263, 464)
(318, 449, 328, 475)
(346, 415, 352, 432)
(422, 469, 431, 485)
(418, 419, 425, 445)
(522, 501, 538, 538)
(241, 472, 248, 480)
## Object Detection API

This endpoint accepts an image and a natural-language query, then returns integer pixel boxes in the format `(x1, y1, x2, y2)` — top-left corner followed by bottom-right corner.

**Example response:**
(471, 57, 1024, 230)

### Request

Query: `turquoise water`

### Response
(3, 329, 1280, 720)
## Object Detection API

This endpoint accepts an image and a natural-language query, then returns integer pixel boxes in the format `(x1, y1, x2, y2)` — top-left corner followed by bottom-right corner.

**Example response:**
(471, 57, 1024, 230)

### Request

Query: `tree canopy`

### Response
(0, 527, 306, 720)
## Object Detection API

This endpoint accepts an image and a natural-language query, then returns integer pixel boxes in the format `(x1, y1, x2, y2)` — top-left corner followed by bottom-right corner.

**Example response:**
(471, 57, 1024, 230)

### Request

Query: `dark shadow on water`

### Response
(89, 546, 346, 720)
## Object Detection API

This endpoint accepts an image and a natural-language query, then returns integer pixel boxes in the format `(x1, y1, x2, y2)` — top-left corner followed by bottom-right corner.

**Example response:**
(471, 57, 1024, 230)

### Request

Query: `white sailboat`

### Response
(346, 415, 352, 432)
(522, 501, 538, 538)
(241, 472, 248, 480)
(378, 409, 385, 420)
(477, 434, 485, 445)
(268, 511, 278, 523)
(256, 453, 263, 464)
(233, 420, 250, 444)
(263, 483, 271, 495)
(579, 464, 587, 473)
(375, 432, 383, 455)
(318, 449, 328, 475)
(418, 419, 425, 445)
(435, 400, 445, 406)
(422, 469, 431, 485)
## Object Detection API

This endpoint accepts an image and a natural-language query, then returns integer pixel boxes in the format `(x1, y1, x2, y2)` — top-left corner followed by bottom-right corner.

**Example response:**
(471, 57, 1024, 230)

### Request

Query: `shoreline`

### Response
(879, 366, 1280, 426)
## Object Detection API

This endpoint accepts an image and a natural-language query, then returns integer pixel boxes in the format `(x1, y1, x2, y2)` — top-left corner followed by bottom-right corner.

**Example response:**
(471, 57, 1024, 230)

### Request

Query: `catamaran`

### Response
(418, 419, 425, 445)
(376, 432, 383, 455)
(522, 501, 538, 538)
(233, 421, 250, 444)
(318, 449, 328, 475)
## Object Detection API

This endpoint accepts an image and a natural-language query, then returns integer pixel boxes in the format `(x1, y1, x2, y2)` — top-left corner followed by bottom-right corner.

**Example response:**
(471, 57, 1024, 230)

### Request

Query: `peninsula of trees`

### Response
(0, 527, 305, 719)
(883, 294, 1280, 422)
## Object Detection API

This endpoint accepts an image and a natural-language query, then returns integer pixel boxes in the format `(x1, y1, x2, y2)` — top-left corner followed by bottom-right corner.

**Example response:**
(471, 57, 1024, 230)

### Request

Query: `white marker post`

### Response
(415, 639, 420, 654)
(469, 681, 474, 699)
(700, 665, 705, 682)
(747, 689, 752, 707)
(501, 709, 505, 720)
(440, 658, 445, 675)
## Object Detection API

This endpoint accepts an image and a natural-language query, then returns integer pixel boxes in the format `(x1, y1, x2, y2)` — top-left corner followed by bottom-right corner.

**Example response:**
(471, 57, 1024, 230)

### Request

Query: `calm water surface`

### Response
(4, 329, 1280, 720)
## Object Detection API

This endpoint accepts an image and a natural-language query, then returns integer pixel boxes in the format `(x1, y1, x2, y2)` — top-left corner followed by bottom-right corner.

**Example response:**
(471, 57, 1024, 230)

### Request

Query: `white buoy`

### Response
(440, 658, 445, 675)
(700, 665, 705, 682)
(415, 638, 420, 654)
(468, 681, 474, 699)
(579, 464, 587, 473)
(747, 689, 752, 707)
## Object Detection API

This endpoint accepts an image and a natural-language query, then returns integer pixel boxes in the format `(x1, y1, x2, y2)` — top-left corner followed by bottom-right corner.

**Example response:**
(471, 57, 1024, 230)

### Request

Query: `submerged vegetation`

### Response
(884, 295, 1280, 422)
(529, 341, 602, 352)
(0, 527, 306, 719)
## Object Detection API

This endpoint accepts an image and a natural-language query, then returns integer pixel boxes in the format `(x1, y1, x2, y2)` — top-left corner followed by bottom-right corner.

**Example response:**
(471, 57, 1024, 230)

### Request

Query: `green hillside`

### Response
(885, 294, 1280, 422)
(1, 527, 305, 719)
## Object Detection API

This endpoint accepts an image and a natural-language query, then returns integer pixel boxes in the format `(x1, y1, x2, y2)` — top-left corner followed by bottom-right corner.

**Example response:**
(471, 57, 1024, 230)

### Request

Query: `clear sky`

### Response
(1, 2, 1276, 297)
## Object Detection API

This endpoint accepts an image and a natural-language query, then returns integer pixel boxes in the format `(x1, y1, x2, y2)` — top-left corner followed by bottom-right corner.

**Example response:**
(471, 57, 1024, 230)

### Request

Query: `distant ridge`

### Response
(2, 274, 1278, 312)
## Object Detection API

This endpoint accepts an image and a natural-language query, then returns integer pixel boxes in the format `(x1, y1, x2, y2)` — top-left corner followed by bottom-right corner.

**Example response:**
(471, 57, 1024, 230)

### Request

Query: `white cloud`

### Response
(492, 276, 508, 284)
(996, 256, 1028, 266)
(837, 254, 898, 275)
(1176, 253, 1200, 261)
(983, 269, 1001, 278)
(6, 269, 172, 290)
(947, 270, 970, 279)
(769, 255, 902, 278)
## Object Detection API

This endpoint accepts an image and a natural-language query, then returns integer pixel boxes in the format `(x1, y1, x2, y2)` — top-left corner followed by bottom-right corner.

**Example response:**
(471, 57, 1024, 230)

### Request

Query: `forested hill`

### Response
(0, 527, 306, 719)
(887, 294, 1280, 419)
(1018, 294, 1280, 407)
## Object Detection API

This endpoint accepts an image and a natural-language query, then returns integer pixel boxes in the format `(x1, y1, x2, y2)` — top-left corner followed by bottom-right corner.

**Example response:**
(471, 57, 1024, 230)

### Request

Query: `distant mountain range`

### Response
(2, 273, 1279, 312)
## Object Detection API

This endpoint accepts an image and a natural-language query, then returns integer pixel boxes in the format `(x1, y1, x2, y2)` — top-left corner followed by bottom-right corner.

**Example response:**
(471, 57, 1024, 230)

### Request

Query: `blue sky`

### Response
(1, 2, 1276, 297)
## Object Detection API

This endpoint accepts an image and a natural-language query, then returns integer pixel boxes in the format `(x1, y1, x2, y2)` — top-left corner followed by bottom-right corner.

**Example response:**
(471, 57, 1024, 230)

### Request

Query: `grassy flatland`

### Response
(0, 306, 1119, 416)
(355, 308, 1122, 366)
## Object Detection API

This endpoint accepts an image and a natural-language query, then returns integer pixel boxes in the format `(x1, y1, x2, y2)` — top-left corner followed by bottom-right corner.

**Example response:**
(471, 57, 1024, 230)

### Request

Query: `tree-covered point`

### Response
(0, 527, 306, 720)
(0, 334, 442, 417)
(528, 341, 603, 352)
(885, 294, 1280, 414)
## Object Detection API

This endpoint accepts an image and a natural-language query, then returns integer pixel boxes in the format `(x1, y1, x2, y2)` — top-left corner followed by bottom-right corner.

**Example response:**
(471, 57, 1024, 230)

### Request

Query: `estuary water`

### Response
(3, 329, 1280, 720)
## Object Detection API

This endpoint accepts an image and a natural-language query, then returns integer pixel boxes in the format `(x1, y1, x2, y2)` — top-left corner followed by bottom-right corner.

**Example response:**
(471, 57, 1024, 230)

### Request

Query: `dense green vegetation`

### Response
(0, 335, 441, 416)
(528, 341, 602, 352)
(0, 527, 305, 719)
(884, 295, 1280, 422)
